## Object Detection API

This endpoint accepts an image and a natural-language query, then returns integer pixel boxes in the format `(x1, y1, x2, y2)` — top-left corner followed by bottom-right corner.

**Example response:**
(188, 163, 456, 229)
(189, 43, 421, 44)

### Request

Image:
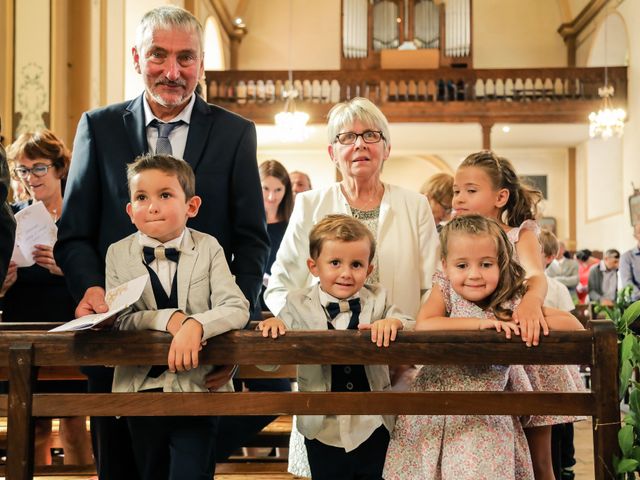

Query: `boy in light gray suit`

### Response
(106, 154, 248, 480)
(258, 214, 413, 480)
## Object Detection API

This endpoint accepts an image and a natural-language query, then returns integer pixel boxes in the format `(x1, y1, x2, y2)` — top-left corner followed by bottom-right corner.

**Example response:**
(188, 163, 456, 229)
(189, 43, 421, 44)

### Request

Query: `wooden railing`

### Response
(0, 321, 619, 480)
(205, 66, 627, 124)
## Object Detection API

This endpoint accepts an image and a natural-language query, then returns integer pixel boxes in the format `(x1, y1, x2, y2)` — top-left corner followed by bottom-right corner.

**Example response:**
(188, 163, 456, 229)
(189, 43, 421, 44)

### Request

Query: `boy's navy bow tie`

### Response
(143, 246, 180, 264)
(326, 298, 361, 320)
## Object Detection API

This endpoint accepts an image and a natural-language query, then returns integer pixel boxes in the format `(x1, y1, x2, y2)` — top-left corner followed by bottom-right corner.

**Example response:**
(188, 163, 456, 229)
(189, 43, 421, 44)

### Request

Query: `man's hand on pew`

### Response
(359, 318, 403, 347)
(257, 317, 287, 338)
(75, 286, 108, 317)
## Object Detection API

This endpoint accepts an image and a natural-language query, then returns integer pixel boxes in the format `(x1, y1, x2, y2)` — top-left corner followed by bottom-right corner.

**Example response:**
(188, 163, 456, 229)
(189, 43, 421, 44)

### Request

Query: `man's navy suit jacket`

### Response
(55, 94, 269, 310)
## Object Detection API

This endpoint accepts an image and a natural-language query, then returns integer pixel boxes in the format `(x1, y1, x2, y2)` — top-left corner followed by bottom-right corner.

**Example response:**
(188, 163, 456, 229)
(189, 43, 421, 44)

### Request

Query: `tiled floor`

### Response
(574, 418, 595, 480)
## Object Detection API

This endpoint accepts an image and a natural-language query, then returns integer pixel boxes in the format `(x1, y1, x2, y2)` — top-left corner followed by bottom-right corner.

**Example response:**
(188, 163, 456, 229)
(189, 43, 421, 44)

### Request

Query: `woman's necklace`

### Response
(342, 182, 383, 212)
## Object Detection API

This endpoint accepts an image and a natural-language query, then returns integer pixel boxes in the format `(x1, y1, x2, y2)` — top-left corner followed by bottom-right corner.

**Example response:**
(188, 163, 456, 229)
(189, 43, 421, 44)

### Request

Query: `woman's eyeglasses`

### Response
(13, 164, 54, 179)
(335, 130, 385, 145)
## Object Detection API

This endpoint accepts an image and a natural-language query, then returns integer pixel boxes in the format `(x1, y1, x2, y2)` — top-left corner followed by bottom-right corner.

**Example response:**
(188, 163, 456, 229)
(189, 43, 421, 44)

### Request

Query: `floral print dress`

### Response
(383, 271, 535, 480)
(507, 220, 586, 427)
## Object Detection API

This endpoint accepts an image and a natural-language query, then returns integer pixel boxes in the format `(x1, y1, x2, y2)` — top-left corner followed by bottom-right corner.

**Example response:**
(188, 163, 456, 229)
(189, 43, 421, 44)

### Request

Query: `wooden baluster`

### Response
(589, 320, 619, 480)
(7, 344, 36, 480)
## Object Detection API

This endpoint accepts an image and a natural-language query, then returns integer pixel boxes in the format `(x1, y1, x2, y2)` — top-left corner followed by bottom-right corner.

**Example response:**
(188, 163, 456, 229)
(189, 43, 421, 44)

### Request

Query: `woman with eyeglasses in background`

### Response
(264, 97, 440, 478)
(0, 129, 93, 467)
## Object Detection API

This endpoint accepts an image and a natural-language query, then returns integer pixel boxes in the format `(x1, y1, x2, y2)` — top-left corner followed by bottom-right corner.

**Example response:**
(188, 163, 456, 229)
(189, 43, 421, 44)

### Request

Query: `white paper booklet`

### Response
(10, 201, 58, 267)
(49, 274, 149, 332)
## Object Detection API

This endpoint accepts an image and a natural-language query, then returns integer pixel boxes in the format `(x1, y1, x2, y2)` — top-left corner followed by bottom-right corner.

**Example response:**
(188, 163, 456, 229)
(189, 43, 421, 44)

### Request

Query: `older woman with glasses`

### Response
(0, 130, 93, 467)
(264, 97, 440, 478)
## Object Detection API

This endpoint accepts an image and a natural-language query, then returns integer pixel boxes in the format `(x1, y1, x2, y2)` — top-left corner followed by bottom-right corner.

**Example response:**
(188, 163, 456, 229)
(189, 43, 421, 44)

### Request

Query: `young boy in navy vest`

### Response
(105, 153, 248, 480)
(258, 214, 413, 480)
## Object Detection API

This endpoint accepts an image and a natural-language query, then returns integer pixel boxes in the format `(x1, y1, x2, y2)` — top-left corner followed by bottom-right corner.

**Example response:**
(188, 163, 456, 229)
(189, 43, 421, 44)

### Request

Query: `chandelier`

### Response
(274, 80, 309, 142)
(588, 15, 626, 139)
(274, 0, 309, 142)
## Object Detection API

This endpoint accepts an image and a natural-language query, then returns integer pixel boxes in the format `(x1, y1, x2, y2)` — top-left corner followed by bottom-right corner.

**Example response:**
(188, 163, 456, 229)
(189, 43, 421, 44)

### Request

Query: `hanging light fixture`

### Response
(274, 0, 309, 142)
(588, 14, 626, 139)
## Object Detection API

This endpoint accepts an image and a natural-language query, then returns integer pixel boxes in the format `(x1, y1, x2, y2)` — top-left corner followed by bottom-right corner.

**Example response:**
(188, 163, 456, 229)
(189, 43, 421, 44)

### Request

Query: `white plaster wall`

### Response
(574, 4, 637, 253)
(237, 0, 341, 70)
(473, 0, 566, 68)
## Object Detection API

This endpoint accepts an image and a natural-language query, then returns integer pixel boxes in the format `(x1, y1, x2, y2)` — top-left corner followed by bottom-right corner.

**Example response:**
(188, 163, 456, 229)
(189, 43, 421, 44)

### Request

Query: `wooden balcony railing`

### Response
(205, 66, 627, 124)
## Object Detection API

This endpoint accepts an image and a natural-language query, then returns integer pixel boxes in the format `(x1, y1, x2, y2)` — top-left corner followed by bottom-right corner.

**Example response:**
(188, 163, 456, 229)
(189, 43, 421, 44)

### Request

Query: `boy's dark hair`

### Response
(309, 214, 376, 263)
(605, 249, 620, 259)
(440, 214, 527, 321)
(127, 153, 196, 199)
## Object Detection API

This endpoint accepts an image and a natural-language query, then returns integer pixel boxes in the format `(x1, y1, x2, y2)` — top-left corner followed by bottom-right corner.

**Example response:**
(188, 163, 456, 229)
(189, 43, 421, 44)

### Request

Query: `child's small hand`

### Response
(168, 318, 204, 372)
(359, 318, 403, 347)
(257, 318, 287, 338)
(479, 319, 520, 339)
(512, 296, 549, 347)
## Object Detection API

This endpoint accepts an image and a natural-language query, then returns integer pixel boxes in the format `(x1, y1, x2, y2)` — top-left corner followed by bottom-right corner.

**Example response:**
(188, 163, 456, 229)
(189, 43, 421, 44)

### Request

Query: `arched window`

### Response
(204, 16, 225, 71)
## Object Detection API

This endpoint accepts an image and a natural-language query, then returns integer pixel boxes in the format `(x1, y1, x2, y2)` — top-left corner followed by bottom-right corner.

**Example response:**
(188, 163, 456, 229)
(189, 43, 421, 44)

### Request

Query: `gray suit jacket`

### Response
(106, 228, 249, 393)
(269, 283, 414, 439)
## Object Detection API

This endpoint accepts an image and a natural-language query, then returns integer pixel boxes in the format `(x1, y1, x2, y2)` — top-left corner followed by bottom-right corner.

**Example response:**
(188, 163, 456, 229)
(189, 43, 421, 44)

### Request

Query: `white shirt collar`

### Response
(137, 230, 186, 250)
(318, 287, 360, 306)
(143, 94, 196, 127)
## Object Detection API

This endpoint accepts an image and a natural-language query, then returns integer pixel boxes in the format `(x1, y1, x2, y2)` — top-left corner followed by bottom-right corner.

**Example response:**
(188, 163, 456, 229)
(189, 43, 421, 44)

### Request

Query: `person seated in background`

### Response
(419, 172, 453, 230)
(575, 249, 599, 304)
(620, 224, 640, 302)
(546, 241, 580, 300)
(588, 249, 620, 307)
(0, 130, 92, 466)
(539, 229, 578, 480)
(540, 230, 575, 312)
(107, 154, 249, 480)
(289, 170, 312, 196)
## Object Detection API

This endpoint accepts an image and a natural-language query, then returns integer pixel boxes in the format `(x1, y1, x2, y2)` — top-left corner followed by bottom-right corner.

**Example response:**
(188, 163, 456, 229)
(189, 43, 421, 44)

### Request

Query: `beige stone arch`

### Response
(585, 11, 628, 67)
(380, 154, 453, 192)
(204, 15, 227, 71)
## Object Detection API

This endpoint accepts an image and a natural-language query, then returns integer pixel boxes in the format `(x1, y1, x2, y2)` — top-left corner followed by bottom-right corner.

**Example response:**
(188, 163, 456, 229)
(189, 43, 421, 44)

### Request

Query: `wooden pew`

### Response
(0, 321, 619, 480)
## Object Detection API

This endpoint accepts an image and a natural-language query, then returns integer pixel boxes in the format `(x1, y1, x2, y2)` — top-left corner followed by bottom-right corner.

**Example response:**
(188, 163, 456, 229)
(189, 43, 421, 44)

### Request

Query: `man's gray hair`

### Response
(135, 5, 204, 53)
(326, 97, 391, 145)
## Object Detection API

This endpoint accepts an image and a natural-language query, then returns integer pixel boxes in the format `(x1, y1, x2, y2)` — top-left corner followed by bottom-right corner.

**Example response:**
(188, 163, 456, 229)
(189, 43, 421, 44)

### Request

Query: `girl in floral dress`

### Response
(452, 151, 585, 479)
(383, 215, 583, 480)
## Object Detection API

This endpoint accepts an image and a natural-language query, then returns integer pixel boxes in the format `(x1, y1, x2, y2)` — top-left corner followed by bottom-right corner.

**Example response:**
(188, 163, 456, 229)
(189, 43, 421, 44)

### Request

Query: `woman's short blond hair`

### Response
(326, 97, 390, 145)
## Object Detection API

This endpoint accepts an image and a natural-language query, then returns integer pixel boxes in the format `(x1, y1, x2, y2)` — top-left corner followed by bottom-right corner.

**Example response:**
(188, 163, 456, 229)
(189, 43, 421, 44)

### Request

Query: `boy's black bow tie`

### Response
(143, 246, 180, 265)
(326, 298, 361, 320)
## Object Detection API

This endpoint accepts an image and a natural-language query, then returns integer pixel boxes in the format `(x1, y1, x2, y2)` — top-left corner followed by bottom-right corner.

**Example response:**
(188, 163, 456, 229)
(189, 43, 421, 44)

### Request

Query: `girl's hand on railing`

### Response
(479, 319, 520, 340)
